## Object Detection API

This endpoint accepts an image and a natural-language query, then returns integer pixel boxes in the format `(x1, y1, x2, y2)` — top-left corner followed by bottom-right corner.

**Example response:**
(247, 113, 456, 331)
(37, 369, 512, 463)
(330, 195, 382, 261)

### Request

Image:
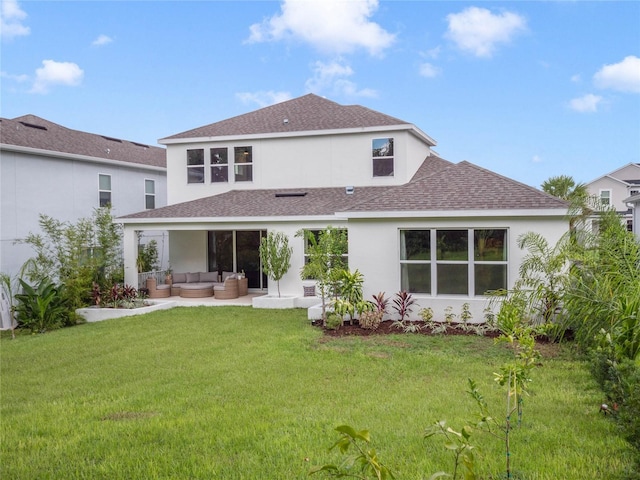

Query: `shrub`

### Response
(14, 278, 69, 333)
(359, 310, 383, 330)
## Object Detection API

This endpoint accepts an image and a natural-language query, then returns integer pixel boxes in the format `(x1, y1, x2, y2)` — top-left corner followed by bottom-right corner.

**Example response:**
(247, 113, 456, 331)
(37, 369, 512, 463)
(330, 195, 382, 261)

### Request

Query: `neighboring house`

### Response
(0, 115, 168, 280)
(623, 193, 640, 240)
(586, 163, 640, 232)
(120, 94, 569, 318)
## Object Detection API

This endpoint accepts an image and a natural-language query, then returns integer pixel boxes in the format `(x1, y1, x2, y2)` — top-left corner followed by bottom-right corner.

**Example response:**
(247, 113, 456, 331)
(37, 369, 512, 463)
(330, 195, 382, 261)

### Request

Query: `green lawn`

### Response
(1, 307, 634, 479)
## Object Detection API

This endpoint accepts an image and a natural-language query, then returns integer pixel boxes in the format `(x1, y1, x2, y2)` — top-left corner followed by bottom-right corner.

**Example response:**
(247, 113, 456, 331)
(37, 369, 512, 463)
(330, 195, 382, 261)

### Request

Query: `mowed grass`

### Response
(1, 307, 635, 479)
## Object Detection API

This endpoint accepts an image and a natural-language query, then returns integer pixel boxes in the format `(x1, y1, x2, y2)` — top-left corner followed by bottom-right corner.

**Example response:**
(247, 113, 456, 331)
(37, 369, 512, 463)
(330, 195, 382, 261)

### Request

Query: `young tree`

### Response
(297, 226, 348, 324)
(259, 231, 292, 298)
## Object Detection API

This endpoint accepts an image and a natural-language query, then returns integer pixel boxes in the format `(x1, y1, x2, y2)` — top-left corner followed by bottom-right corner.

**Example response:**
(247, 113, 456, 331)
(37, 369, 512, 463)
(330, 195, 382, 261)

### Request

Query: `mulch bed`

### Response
(316, 320, 502, 338)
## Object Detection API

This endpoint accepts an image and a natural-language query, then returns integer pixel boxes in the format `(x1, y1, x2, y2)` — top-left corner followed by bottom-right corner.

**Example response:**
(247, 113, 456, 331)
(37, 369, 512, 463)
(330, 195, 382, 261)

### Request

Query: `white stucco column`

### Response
(123, 226, 139, 288)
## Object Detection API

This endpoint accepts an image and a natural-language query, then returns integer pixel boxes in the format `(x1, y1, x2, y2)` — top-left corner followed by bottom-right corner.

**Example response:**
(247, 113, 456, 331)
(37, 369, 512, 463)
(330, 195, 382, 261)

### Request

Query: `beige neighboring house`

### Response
(0, 115, 168, 281)
(119, 94, 569, 319)
(586, 163, 640, 232)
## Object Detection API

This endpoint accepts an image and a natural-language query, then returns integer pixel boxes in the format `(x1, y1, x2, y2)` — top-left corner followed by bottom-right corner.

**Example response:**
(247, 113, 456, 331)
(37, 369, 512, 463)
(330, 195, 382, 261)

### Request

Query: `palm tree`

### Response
(541, 175, 588, 202)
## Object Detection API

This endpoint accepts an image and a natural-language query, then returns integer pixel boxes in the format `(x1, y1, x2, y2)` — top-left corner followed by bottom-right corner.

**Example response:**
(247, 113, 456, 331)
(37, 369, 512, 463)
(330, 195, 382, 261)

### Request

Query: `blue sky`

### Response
(2, 0, 639, 189)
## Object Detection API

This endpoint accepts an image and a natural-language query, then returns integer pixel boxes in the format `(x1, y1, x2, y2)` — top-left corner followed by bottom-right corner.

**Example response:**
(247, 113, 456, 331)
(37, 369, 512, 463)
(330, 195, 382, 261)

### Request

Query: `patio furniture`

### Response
(179, 284, 214, 298)
(146, 277, 170, 298)
(238, 277, 248, 296)
(214, 277, 239, 299)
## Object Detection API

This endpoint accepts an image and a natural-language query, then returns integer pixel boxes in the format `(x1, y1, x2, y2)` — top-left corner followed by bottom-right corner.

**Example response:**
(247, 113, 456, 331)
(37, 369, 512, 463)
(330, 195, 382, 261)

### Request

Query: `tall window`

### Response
(400, 229, 507, 296)
(234, 146, 253, 182)
(145, 179, 155, 209)
(187, 149, 205, 184)
(600, 190, 611, 206)
(372, 138, 394, 177)
(99, 174, 111, 207)
(210, 147, 228, 183)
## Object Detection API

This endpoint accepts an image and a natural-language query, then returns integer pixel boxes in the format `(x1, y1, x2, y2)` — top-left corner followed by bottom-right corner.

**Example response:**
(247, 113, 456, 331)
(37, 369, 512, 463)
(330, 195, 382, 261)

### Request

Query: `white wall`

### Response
(166, 130, 432, 204)
(0, 150, 167, 279)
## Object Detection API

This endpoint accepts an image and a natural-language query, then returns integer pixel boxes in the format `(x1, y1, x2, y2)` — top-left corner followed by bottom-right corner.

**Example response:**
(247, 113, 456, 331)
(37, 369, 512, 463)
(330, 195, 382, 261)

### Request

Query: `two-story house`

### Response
(586, 163, 640, 232)
(120, 94, 568, 318)
(0, 115, 168, 280)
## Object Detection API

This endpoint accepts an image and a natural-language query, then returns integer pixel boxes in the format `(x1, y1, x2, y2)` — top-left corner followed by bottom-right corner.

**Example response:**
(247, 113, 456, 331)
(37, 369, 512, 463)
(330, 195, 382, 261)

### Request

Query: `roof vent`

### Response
(101, 135, 122, 143)
(19, 121, 47, 131)
(283, 118, 289, 125)
(275, 192, 307, 198)
(345, 186, 354, 195)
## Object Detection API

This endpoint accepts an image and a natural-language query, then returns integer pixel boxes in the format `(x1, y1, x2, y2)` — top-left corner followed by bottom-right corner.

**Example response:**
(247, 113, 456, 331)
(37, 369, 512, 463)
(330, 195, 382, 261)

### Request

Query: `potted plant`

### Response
(165, 265, 173, 285)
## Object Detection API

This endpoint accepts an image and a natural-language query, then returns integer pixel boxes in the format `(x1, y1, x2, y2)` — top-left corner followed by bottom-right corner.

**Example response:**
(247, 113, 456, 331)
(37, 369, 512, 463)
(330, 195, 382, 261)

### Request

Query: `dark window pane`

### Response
(437, 264, 468, 295)
(373, 157, 394, 177)
(474, 230, 506, 261)
(437, 230, 468, 260)
(401, 263, 431, 294)
(211, 166, 228, 183)
(401, 230, 430, 260)
(99, 191, 111, 207)
(475, 264, 507, 295)
(234, 146, 252, 164)
(145, 195, 155, 209)
(210, 148, 228, 165)
(188, 167, 205, 184)
(235, 164, 252, 182)
(187, 149, 204, 165)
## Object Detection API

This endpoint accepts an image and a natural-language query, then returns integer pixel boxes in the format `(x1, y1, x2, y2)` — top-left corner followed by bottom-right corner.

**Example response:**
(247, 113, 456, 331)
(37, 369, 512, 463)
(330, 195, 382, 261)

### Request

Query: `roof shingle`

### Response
(161, 94, 411, 140)
(1, 115, 166, 168)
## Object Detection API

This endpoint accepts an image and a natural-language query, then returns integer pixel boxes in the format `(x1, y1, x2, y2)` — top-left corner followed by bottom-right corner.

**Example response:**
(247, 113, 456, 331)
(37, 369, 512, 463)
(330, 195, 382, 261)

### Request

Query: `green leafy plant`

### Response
(136, 238, 159, 273)
(424, 421, 477, 480)
(297, 227, 348, 325)
(14, 278, 69, 333)
(310, 425, 395, 479)
(259, 231, 293, 298)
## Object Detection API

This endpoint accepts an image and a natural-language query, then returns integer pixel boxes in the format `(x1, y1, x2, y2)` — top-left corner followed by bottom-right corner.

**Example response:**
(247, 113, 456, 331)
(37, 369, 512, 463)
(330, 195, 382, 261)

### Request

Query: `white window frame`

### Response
(599, 189, 611, 206)
(372, 137, 394, 177)
(399, 228, 508, 297)
(187, 148, 205, 184)
(145, 179, 155, 209)
(98, 174, 112, 207)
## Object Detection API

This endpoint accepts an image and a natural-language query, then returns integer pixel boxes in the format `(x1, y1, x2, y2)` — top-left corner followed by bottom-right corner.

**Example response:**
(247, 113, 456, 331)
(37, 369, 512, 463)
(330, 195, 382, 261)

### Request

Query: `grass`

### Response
(1, 306, 635, 479)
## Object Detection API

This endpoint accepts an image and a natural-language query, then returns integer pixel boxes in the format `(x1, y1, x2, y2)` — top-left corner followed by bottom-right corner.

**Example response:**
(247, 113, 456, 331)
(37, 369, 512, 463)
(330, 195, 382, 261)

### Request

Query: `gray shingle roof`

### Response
(347, 160, 568, 212)
(161, 93, 412, 140)
(1, 115, 166, 168)
(121, 185, 388, 219)
(121, 156, 567, 221)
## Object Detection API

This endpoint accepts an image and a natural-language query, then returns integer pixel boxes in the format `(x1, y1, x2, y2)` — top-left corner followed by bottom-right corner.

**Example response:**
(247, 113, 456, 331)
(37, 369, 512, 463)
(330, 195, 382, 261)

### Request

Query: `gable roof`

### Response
(161, 94, 435, 145)
(120, 156, 567, 222)
(586, 162, 640, 186)
(0, 115, 166, 168)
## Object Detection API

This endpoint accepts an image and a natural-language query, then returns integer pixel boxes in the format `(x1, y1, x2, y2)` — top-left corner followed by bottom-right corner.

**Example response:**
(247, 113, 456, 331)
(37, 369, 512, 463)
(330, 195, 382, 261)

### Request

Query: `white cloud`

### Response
(246, 0, 395, 56)
(236, 91, 292, 108)
(569, 93, 602, 113)
(305, 60, 376, 98)
(419, 62, 441, 78)
(593, 55, 640, 93)
(1, 0, 30, 40)
(92, 34, 113, 46)
(30, 60, 84, 94)
(532, 155, 542, 164)
(0, 70, 29, 83)
(445, 7, 526, 58)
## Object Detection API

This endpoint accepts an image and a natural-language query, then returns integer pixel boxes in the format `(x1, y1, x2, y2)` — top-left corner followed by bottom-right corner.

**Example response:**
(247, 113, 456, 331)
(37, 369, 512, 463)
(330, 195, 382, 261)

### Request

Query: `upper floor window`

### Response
(234, 146, 253, 182)
(145, 179, 155, 209)
(210, 148, 229, 183)
(187, 149, 205, 184)
(99, 174, 111, 207)
(372, 138, 394, 177)
(600, 189, 611, 205)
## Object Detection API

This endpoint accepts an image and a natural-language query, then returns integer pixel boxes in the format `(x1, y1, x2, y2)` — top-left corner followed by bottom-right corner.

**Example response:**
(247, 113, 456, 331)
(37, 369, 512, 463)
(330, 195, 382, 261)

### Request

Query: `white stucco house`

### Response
(0, 115, 168, 280)
(586, 163, 640, 232)
(119, 94, 569, 319)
